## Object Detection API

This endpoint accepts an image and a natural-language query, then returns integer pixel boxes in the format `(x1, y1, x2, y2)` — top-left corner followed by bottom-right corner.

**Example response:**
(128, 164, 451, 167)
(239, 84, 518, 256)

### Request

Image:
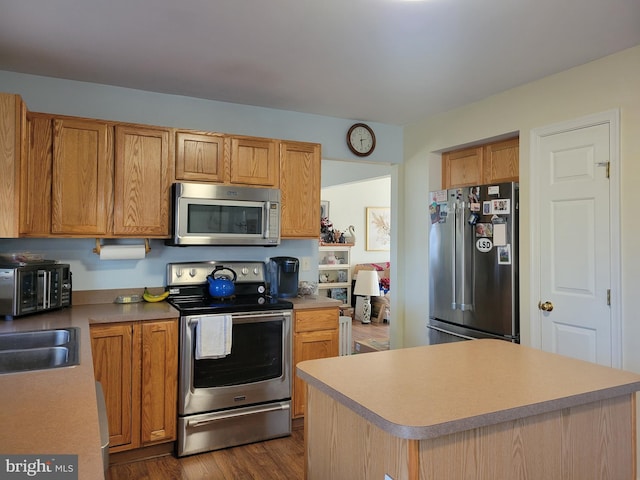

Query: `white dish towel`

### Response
(195, 315, 233, 359)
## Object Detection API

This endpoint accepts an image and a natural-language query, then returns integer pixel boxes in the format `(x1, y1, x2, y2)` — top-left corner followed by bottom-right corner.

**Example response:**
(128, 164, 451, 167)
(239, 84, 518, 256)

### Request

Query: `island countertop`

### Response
(297, 339, 640, 440)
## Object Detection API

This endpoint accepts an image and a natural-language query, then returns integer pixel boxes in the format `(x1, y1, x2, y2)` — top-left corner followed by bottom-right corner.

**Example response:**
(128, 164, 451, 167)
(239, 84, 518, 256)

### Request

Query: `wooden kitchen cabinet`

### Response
(20, 117, 171, 237)
(280, 141, 321, 238)
(90, 319, 178, 453)
(114, 125, 172, 236)
(292, 307, 339, 418)
(442, 137, 519, 189)
(229, 135, 279, 187)
(175, 130, 227, 183)
(442, 145, 483, 188)
(90, 323, 139, 451)
(20, 114, 53, 235)
(482, 137, 519, 184)
(52, 117, 114, 235)
(0, 93, 26, 238)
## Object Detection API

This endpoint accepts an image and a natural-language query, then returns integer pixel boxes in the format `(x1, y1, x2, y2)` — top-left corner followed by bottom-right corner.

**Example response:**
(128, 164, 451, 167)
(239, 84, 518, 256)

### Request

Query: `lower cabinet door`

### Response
(140, 320, 178, 445)
(293, 329, 339, 418)
(90, 323, 140, 452)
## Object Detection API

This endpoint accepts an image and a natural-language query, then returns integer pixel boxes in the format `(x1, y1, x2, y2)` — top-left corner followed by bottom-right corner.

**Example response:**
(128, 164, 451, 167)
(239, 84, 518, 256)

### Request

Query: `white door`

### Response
(531, 111, 620, 367)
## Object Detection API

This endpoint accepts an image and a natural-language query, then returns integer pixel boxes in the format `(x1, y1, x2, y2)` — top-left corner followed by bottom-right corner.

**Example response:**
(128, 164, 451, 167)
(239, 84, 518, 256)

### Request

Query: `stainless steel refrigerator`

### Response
(428, 182, 519, 344)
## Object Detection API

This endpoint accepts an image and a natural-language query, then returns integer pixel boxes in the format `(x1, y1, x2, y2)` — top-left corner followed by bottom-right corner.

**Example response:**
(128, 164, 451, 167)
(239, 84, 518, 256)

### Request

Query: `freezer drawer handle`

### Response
(187, 403, 290, 428)
(427, 325, 475, 340)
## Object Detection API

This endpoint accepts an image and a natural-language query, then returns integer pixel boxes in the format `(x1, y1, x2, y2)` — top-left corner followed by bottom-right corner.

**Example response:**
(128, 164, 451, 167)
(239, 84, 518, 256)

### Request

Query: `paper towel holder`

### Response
(93, 238, 151, 256)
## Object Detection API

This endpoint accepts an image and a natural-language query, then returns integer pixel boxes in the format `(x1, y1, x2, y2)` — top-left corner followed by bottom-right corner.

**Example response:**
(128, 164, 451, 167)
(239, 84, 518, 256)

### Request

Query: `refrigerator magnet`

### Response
(476, 238, 493, 252)
(497, 245, 511, 265)
(488, 185, 500, 195)
(492, 199, 510, 214)
(483, 201, 492, 215)
(493, 223, 507, 245)
(475, 223, 493, 238)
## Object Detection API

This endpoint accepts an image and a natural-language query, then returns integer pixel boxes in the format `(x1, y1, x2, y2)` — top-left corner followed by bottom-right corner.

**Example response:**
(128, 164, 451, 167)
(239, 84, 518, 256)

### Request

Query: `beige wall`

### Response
(401, 44, 639, 353)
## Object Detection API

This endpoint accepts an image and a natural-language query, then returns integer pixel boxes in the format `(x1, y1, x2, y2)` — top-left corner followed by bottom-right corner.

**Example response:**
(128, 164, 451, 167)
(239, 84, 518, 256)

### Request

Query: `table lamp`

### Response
(353, 270, 381, 324)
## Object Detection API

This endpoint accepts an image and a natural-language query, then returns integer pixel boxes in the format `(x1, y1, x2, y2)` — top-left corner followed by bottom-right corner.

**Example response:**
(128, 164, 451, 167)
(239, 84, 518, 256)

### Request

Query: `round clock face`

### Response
(347, 123, 376, 156)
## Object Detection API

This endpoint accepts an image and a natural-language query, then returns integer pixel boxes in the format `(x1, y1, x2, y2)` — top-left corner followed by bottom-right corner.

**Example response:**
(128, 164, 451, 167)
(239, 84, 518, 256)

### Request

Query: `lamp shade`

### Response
(353, 270, 381, 297)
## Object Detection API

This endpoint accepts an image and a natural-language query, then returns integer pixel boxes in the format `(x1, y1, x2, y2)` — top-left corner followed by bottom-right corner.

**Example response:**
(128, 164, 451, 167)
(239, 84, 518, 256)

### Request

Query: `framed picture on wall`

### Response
(320, 201, 330, 219)
(366, 207, 391, 251)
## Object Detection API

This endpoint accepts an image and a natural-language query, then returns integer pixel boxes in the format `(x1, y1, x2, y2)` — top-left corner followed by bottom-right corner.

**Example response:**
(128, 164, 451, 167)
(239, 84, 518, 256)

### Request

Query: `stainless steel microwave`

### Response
(166, 183, 281, 246)
(0, 262, 72, 318)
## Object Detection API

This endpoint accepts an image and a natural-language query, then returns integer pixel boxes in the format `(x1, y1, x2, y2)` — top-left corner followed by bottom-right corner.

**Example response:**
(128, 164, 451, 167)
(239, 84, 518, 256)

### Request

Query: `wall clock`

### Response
(347, 123, 376, 157)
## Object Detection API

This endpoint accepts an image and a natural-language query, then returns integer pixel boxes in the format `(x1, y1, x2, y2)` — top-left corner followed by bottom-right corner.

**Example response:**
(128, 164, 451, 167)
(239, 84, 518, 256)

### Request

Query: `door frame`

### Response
(529, 110, 621, 367)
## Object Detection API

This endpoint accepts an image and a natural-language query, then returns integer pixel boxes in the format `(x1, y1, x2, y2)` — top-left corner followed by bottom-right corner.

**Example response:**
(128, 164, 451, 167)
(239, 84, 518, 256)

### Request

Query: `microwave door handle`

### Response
(37, 270, 50, 310)
(262, 201, 271, 239)
(44, 270, 51, 309)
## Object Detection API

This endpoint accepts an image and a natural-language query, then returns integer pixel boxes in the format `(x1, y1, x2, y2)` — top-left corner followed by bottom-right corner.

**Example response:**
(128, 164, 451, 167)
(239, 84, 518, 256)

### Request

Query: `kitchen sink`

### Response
(0, 328, 74, 351)
(0, 328, 79, 374)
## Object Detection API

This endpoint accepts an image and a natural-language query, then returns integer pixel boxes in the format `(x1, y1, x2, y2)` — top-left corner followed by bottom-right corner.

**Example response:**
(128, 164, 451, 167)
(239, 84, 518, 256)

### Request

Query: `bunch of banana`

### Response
(143, 287, 169, 303)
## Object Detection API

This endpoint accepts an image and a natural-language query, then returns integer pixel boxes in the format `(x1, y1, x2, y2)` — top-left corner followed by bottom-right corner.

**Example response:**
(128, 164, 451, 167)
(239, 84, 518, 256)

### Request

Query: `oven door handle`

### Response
(187, 311, 290, 326)
(187, 402, 290, 428)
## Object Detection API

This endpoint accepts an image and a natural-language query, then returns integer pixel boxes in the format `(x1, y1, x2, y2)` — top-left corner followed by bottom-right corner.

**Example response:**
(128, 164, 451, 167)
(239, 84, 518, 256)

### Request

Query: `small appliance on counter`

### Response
(268, 257, 299, 298)
(0, 255, 72, 319)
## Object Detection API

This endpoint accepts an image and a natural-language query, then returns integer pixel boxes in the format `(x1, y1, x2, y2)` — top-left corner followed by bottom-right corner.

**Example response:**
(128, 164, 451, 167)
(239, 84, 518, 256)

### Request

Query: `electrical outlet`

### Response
(300, 257, 312, 271)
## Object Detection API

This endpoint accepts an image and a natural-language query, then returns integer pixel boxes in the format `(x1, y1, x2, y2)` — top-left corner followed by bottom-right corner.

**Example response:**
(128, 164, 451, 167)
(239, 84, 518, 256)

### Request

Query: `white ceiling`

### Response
(1, 0, 638, 126)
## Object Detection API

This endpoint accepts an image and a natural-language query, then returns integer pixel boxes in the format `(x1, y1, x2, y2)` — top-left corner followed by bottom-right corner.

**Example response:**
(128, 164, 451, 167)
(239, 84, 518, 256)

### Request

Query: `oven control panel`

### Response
(167, 261, 265, 287)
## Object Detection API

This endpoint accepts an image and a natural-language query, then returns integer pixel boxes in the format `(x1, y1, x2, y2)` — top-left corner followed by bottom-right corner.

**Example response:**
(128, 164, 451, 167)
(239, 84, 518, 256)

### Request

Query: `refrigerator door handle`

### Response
(458, 200, 473, 312)
(451, 201, 458, 310)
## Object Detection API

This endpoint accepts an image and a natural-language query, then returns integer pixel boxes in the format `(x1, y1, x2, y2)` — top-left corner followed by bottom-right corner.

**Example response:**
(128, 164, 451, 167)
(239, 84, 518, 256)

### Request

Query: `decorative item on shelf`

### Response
(344, 225, 356, 244)
(298, 281, 317, 296)
(321, 216, 335, 243)
(353, 270, 381, 324)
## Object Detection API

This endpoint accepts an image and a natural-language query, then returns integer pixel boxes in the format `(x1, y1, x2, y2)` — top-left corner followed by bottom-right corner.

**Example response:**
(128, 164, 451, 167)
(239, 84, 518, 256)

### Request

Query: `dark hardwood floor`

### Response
(107, 427, 305, 480)
(351, 318, 390, 351)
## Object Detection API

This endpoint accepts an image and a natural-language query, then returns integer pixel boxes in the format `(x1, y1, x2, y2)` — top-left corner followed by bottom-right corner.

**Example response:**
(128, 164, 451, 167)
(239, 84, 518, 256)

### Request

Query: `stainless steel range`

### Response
(166, 261, 293, 457)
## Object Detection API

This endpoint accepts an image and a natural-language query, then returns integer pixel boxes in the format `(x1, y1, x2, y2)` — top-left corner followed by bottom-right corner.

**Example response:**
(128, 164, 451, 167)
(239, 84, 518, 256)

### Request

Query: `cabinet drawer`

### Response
(295, 308, 339, 333)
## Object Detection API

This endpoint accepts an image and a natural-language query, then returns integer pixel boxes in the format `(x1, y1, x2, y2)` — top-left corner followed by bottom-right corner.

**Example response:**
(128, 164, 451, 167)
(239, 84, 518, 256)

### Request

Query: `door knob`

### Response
(538, 301, 554, 312)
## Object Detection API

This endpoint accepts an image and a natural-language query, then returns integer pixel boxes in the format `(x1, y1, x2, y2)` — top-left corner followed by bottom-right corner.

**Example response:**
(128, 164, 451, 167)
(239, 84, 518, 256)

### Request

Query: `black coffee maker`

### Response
(268, 257, 299, 298)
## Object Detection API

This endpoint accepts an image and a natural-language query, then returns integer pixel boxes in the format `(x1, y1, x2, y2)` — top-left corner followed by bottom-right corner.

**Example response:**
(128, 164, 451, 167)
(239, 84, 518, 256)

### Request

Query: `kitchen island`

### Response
(297, 340, 640, 480)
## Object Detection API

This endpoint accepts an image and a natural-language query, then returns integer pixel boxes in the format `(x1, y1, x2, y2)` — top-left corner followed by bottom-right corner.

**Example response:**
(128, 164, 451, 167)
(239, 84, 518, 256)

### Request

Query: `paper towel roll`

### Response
(99, 245, 146, 260)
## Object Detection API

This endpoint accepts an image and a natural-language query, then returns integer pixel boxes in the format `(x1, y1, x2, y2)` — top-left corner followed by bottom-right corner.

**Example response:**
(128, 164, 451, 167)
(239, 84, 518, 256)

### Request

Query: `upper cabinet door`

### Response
(483, 138, 519, 184)
(442, 146, 483, 189)
(229, 136, 279, 187)
(51, 118, 113, 235)
(175, 131, 227, 183)
(280, 141, 321, 238)
(114, 125, 171, 236)
(0, 93, 25, 238)
(21, 113, 53, 236)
